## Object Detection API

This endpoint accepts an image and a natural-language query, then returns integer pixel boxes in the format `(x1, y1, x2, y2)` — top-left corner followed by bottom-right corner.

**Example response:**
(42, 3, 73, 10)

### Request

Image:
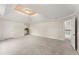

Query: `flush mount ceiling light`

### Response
(15, 4, 36, 16)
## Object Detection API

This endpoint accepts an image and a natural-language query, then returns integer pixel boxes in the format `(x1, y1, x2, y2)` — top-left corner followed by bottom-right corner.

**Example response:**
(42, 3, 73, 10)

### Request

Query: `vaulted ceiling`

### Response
(23, 4, 78, 19)
(0, 4, 78, 23)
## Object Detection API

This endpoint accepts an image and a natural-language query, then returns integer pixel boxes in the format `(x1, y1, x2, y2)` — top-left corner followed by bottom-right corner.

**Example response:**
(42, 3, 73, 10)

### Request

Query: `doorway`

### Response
(65, 16, 77, 50)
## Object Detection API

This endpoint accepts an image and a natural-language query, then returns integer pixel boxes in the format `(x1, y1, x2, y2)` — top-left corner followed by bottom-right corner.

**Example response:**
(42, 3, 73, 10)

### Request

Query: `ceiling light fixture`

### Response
(15, 4, 36, 16)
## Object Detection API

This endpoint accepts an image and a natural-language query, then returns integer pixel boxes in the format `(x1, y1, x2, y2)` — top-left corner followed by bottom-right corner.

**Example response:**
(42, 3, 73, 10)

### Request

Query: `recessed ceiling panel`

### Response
(15, 4, 36, 16)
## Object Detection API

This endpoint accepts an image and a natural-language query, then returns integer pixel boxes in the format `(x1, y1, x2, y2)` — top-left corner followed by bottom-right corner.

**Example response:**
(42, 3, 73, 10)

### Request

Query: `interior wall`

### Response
(64, 19, 72, 40)
(0, 20, 3, 40)
(30, 13, 47, 24)
(0, 19, 26, 40)
(4, 11, 30, 23)
(70, 17, 76, 49)
(30, 20, 65, 40)
(4, 4, 16, 15)
(0, 4, 6, 16)
(0, 4, 31, 40)
(29, 13, 65, 40)
(3, 20, 25, 39)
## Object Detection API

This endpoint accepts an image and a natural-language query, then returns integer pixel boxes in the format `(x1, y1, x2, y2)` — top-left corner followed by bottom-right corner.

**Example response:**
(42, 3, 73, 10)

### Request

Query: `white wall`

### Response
(4, 11, 30, 23)
(4, 4, 16, 15)
(0, 5, 31, 40)
(64, 20, 72, 40)
(0, 20, 3, 40)
(30, 20, 65, 40)
(0, 5, 30, 40)
(70, 17, 76, 49)
(0, 5, 6, 16)
(30, 13, 65, 40)
(30, 13, 47, 24)
(0, 19, 26, 40)
(3, 20, 26, 39)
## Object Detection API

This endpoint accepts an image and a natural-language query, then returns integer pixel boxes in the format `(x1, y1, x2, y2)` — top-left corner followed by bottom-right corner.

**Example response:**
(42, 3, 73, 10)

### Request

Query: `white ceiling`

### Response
(23, 4, 78, 19)
(0, 4, 78, 23)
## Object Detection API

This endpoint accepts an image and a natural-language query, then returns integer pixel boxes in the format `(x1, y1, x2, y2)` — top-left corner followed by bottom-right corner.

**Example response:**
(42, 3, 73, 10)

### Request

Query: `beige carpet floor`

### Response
(0, 35, 78, 55)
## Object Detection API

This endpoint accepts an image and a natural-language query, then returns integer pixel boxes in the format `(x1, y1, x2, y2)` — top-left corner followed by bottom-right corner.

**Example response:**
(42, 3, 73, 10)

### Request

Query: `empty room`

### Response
(0, 4, 79, 55)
